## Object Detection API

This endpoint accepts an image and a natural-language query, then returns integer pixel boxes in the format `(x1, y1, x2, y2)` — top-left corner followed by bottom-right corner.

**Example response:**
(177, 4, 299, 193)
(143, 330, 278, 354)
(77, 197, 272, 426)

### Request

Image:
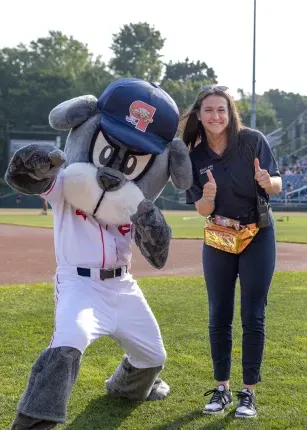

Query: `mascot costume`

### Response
(5, 78, 193, 429)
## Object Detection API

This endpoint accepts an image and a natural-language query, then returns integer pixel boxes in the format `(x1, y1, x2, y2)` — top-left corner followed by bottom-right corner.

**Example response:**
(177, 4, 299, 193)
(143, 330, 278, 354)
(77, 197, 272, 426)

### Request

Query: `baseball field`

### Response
(1, 209, 307, 429)
(0, 209, 307, 243)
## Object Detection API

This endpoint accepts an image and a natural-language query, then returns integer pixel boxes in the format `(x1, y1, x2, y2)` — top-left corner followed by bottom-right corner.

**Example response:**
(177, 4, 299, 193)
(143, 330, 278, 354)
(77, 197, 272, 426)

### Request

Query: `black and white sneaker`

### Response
(235, 388, 257, 418)
(202, 384, 233, 414)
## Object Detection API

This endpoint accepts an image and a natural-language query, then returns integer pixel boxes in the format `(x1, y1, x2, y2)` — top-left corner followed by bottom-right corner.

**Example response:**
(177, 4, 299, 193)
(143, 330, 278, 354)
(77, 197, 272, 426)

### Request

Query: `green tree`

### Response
(161, 79, 212, 113)
(264, 89, 307, 128)
(0, 31, 114, 177)
(160, 59, 217, 113)
(75, 56, 113, 97)
(0, 31, 112, 129)
(109, 23, 165, 81)
(163, 57, 217, 84)
(236, 89, 279, 133)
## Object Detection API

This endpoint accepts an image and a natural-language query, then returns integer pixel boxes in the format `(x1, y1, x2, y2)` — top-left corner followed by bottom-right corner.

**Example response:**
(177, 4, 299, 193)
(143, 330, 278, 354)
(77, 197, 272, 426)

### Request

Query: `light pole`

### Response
(251, 0, 257, 129)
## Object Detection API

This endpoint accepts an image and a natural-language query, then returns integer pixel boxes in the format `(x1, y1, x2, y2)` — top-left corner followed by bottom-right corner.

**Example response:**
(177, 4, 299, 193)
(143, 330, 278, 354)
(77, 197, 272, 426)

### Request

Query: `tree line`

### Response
(0, 23, 306, 177)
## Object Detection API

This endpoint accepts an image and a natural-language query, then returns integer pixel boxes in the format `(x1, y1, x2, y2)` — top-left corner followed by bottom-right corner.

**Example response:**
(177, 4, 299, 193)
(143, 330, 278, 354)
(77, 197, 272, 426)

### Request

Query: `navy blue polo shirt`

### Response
(186, 129, 280, 223)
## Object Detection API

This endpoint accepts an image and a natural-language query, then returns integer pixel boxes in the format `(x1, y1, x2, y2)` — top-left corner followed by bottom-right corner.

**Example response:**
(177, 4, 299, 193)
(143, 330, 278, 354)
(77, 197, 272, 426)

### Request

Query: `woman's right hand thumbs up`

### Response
(202, 170, 217, 202)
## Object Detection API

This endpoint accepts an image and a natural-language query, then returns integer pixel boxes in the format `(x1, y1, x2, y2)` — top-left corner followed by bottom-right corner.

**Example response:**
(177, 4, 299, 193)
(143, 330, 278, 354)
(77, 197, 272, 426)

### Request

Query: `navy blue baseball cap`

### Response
(97, 78, 179, 154)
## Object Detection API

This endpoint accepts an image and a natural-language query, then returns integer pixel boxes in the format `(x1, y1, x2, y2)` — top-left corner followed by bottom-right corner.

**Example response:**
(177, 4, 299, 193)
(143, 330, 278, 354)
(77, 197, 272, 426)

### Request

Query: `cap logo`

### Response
(125, 100, 156, 132)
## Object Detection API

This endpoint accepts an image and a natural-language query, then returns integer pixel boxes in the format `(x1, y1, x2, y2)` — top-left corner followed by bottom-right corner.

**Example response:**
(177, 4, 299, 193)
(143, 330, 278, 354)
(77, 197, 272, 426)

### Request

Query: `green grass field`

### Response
(1, 274, 307, 429)
(0, 211, 307, 243)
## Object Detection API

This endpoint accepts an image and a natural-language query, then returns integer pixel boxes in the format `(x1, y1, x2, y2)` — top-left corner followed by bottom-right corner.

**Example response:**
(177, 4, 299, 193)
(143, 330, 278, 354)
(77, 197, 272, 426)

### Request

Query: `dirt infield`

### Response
(1, 224, 306, 285)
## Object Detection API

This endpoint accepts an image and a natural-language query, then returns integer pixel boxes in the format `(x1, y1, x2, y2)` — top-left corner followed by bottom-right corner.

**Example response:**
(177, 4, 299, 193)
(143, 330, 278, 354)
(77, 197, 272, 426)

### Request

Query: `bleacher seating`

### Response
(267, 152, 307, 204)
(270, 174, 307, 204)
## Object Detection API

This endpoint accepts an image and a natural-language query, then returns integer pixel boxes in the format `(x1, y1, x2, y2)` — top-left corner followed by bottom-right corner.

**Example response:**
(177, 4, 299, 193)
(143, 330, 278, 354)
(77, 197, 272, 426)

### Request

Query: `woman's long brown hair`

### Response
(178, 87, 244, 153)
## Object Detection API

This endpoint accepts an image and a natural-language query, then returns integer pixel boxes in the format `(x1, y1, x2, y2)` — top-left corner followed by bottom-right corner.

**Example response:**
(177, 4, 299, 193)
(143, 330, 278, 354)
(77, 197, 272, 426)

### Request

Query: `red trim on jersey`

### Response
(76, 209, 87, 220)
(99, 224, 106, 268)
(118, 224, 131, 236)
(44, 178, 57, 196)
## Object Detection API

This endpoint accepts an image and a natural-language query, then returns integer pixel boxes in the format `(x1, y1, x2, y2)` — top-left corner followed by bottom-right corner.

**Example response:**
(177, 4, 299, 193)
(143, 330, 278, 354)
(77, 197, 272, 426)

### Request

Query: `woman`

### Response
(180, 85, 282, 418)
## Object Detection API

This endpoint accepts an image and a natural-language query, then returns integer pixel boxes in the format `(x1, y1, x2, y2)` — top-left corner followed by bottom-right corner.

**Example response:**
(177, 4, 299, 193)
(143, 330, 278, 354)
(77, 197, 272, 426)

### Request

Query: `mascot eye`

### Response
(92, 132, 115, 167)
(123, 154, 153, 180)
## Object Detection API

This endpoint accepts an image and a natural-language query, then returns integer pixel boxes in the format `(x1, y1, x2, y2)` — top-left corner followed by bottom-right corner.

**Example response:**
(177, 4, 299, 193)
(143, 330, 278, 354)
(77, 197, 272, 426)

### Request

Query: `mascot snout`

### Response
(96, 167, 125, 192)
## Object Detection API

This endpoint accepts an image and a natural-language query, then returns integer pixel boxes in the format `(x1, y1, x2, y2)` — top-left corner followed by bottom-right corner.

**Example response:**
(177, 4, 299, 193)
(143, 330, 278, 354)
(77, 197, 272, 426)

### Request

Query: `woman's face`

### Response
(198, 95, 229, 135)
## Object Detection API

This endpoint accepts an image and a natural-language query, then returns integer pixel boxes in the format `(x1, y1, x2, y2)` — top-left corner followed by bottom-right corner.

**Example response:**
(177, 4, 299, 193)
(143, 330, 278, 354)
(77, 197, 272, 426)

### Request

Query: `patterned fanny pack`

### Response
(204, 217, 259, 254)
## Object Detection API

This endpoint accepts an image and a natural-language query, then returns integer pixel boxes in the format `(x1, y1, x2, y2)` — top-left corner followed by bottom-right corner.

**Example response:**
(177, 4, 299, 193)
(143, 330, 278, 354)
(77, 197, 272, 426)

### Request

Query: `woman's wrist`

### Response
(201, 196, 215, 203)
(197, 197, 215, 217)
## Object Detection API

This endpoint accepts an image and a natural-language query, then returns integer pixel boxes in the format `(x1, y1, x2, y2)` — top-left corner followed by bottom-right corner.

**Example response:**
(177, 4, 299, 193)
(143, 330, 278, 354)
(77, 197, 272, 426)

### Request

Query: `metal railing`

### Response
(284, 185, 307, 204)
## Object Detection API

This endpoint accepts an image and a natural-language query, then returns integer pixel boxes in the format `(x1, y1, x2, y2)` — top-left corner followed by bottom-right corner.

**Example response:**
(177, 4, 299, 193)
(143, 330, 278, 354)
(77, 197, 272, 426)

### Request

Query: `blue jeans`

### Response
(202, 221, 276, 385)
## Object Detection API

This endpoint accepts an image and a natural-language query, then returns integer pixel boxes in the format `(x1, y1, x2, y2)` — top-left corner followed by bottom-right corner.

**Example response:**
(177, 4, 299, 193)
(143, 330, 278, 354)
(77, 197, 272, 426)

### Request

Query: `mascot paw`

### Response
(9, 144, 66, 181)
(131, 199, 171, 269)
(131, 199, 157, 224)
(146, 378, 170, 401)
(131, 199, 167, 245)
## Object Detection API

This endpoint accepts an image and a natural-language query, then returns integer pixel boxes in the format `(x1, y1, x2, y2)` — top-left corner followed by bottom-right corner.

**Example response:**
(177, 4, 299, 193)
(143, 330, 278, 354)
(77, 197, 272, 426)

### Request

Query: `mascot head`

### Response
(49, 78, 192, 225)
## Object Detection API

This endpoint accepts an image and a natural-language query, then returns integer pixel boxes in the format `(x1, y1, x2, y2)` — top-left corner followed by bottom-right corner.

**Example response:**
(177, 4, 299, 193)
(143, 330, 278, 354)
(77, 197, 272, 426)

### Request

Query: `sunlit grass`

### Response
(1, 211, 306, 243)
(1, 273, 307, 429)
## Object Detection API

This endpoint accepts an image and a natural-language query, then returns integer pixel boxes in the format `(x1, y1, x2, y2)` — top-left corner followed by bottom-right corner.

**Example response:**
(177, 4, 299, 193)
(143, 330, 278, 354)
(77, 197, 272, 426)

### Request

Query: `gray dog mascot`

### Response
(5, 78, 193, 429)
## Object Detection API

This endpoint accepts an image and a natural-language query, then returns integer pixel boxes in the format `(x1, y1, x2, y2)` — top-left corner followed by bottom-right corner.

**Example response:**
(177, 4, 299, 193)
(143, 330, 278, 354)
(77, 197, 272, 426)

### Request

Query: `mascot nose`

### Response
(97, 168, 122, 191)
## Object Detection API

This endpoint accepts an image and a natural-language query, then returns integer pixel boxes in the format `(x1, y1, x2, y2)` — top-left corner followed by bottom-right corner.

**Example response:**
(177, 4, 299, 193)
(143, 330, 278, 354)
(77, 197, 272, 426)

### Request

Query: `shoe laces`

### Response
(204, 388, 227, 405)
(237, 390, 254, 408)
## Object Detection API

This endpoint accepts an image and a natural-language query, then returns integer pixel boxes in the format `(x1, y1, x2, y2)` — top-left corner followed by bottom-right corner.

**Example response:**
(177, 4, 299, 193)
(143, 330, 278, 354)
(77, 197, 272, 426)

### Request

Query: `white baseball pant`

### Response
(49, 267, 166, 369)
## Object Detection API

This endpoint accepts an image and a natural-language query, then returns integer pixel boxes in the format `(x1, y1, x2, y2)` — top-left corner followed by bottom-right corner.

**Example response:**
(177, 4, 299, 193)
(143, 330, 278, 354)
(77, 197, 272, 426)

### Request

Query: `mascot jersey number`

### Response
(5, 78, 193, 429)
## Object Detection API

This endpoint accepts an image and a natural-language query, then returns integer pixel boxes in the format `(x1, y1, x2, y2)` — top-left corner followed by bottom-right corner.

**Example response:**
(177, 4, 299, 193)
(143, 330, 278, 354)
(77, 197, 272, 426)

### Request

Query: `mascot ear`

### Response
(168, 138, 193, 190)
(49, 95, 99, 131)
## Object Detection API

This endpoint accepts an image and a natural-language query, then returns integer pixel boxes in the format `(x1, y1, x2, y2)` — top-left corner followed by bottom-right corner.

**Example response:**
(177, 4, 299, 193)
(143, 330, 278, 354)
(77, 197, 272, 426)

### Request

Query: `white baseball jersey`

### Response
(42, 169, 166, 368)
(42, 169, 133, 270)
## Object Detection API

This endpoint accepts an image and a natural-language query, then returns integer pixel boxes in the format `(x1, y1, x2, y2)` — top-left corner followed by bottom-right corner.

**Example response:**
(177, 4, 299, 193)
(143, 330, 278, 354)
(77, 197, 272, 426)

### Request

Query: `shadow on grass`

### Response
(151, 408, 236, 429)
(65, 395, 140, 430)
